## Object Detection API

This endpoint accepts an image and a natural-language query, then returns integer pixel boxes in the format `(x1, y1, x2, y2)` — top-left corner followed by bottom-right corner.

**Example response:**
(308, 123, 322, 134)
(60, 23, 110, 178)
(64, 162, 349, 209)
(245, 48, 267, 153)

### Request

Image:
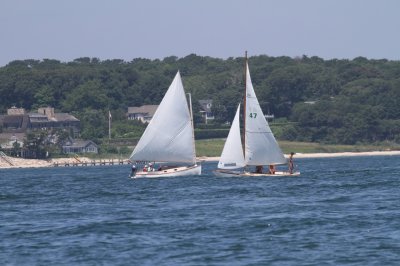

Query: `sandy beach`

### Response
(0, 157, 93, 169)
(2, 151, 400, 169)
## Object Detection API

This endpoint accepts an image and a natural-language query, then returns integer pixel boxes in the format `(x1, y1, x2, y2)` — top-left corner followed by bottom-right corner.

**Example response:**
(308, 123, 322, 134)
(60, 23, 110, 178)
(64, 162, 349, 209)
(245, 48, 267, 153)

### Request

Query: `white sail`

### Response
(218, 104, 245, 169)
(244, 63, 286, 166)
(129, 71, 196, 164)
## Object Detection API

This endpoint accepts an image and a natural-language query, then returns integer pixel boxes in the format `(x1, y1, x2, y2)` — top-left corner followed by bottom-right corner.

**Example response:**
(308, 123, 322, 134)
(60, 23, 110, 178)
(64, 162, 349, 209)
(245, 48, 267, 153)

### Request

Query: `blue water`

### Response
(1, 156, 400, 265)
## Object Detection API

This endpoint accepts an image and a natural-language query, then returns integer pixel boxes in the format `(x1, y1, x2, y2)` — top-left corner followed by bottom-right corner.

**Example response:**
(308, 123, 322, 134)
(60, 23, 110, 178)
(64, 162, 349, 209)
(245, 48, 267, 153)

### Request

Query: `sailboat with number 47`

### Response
(214, 53, 300, 177)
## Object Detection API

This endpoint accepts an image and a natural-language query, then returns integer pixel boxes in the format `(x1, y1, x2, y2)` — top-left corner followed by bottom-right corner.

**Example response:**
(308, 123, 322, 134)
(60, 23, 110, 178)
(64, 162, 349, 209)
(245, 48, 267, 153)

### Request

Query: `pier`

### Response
(0, 151, 14, 166)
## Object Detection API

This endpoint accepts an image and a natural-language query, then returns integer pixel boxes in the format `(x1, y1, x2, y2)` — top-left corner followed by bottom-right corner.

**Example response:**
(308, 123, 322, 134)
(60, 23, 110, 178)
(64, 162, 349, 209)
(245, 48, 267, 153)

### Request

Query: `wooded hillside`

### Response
(1, 54, 400, 144)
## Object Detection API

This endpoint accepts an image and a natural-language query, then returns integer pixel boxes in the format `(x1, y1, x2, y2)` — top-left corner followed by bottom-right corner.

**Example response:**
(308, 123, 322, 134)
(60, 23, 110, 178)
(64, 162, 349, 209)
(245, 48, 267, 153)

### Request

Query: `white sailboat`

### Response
(214, 104, 246, 177)
(129, 71, 201, 178)
(215, 53, 300, 177)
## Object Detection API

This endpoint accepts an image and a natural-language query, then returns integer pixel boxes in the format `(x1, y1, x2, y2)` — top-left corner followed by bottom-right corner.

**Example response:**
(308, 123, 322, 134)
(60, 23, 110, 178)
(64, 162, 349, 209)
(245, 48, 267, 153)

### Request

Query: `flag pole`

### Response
(108, 110, 111, 140)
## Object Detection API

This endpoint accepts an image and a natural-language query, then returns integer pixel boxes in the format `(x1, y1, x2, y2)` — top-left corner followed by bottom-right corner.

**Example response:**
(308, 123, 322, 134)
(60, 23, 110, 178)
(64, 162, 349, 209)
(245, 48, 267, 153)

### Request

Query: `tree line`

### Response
(1, 54, 400, 145)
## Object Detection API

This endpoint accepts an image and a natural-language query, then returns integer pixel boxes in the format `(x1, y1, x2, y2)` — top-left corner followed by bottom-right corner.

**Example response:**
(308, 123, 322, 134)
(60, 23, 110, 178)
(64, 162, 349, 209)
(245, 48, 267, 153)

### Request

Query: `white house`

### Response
(198, 100, 215, 124)
(127, 105, 158, 123)
(62, 139, 98, 154)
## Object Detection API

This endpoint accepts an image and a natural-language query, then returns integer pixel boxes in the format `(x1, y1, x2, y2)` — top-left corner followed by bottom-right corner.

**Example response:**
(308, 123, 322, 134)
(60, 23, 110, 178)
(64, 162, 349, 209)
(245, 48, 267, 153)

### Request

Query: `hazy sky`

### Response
(1, 0, 399, 66)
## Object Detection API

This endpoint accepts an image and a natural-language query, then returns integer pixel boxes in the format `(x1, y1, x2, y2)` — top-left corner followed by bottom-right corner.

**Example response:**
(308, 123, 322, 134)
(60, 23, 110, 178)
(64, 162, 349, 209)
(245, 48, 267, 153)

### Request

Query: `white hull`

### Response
(243, 171, 301, 177)
(213, 169, 244, 177)
(131, 164, 201, 178)
(214, 169, 300, 177)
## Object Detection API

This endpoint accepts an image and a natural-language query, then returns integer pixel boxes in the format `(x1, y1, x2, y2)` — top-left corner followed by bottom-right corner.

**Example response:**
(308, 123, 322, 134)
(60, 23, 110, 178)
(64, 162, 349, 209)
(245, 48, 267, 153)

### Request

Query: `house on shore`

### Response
(0, 106, 80, 137)
(127, 105, 158, 123)
(198, 100, 215, 124)
(0, 106, 81, 153)
(0, 133, 24, 149)
(62, 139, 98, 154)
(29, 107, 80, 136)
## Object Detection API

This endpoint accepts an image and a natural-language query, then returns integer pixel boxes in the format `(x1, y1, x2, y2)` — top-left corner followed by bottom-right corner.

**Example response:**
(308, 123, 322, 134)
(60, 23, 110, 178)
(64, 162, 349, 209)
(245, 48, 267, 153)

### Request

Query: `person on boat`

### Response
(149, 163, 154, 171)
(269, 165, 276, 174)
(255, 165, 263, 174)
(131, 164, 137, 176)
(288, 152, 295, 174)
(143, 165, 148, 172)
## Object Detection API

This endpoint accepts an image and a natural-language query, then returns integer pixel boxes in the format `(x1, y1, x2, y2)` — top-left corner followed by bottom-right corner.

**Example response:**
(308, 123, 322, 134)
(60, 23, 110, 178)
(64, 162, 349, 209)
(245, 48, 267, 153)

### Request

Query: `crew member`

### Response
(269, 165, 276, 174)
(255, 165, 263, 174)
(131, 164, 137, 176)
(288, 152, 295, 174)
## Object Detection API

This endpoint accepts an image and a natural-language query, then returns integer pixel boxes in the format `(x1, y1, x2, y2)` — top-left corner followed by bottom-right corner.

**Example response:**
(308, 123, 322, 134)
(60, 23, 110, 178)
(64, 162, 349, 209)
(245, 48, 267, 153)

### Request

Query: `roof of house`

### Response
(28, 113, 79, 123)
(28, 113, 48, 122)
(128, 105, 158, 116)
(62, 140, 97, 149)
(53, 113, 80, 122)
(198, 100, 213, 112)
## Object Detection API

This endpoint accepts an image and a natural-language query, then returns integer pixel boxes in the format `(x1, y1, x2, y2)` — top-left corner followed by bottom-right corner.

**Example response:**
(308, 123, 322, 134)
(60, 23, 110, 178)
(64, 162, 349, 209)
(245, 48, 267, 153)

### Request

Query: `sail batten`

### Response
(129, 72, 196, 164)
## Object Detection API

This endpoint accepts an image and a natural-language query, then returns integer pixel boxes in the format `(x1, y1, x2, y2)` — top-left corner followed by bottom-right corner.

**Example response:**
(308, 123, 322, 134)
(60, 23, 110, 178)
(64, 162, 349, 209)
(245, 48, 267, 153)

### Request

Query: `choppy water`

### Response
(1, 156, 400, 265)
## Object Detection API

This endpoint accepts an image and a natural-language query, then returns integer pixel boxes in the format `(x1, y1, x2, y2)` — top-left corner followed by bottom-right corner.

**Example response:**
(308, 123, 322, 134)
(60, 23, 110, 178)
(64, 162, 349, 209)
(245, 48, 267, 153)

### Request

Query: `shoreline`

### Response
(1, 151, 400, 169)
(198, 150, 400, 162)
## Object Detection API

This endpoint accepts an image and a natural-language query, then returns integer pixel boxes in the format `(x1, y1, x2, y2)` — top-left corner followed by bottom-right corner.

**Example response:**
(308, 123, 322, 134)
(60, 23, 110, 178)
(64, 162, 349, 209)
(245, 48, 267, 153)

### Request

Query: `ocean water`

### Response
(1, 156, 400, 265)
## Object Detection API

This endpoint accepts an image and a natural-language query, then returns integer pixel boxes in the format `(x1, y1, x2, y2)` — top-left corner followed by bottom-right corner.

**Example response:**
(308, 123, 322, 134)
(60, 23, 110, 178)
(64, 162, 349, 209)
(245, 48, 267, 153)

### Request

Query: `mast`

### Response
(187, 92, 196, 165)
(243, 51, 247, 158)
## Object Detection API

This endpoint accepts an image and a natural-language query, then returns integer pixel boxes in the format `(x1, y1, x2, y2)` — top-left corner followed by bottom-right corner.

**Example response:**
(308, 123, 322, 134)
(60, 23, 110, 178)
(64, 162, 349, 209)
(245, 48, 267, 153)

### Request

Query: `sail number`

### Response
(249, 112, 257, 118)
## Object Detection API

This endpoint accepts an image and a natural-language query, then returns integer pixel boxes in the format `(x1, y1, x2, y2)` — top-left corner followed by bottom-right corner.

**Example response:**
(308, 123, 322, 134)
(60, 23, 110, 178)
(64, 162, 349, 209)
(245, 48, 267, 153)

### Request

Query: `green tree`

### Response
(62, 80, 109, 111)
(33, 85, 55, 108)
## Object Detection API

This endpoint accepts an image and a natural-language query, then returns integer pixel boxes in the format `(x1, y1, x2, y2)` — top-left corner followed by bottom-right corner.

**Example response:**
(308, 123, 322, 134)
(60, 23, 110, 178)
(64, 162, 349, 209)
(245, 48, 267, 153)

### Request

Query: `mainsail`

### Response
(218, 104, 245, 169)
(129, 71, 196, 164)
(244, 63, 286, 166)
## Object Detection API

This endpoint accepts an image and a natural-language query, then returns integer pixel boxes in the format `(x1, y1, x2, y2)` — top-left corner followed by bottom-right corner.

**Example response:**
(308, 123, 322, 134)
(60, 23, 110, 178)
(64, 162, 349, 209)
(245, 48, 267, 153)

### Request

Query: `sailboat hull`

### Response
(243, 171, 301, 177)
(213, 169, 245, 177)
(131, 164, 201, 178)
(213, 169, 300, 177)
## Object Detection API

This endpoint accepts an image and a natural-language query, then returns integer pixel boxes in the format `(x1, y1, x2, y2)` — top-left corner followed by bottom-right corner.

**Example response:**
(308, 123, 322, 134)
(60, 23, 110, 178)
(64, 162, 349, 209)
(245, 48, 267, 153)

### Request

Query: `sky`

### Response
(1, 0, 400, 66)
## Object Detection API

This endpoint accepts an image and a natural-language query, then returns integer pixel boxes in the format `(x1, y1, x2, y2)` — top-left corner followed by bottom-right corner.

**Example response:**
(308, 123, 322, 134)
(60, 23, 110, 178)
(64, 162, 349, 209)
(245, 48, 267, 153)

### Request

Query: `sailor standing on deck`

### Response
(131, 164, 137, 176)
(268, 165, 276, 174)
(288, 152, 295, 174)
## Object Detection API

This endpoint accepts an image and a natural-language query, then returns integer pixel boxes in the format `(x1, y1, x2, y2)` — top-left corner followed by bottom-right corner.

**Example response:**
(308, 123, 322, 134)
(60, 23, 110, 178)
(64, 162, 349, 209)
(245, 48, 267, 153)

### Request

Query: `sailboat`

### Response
(129, 71, 201, 178)
(214, 104, 245, 176)
(214, 53, 300, 177)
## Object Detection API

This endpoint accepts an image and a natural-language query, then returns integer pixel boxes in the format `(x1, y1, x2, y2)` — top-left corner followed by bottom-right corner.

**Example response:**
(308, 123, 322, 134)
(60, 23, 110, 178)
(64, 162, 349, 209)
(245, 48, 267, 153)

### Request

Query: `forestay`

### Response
(218, 104, 245, 169)
(129, 72, 196, 164)
(244, 63, 286, 166)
